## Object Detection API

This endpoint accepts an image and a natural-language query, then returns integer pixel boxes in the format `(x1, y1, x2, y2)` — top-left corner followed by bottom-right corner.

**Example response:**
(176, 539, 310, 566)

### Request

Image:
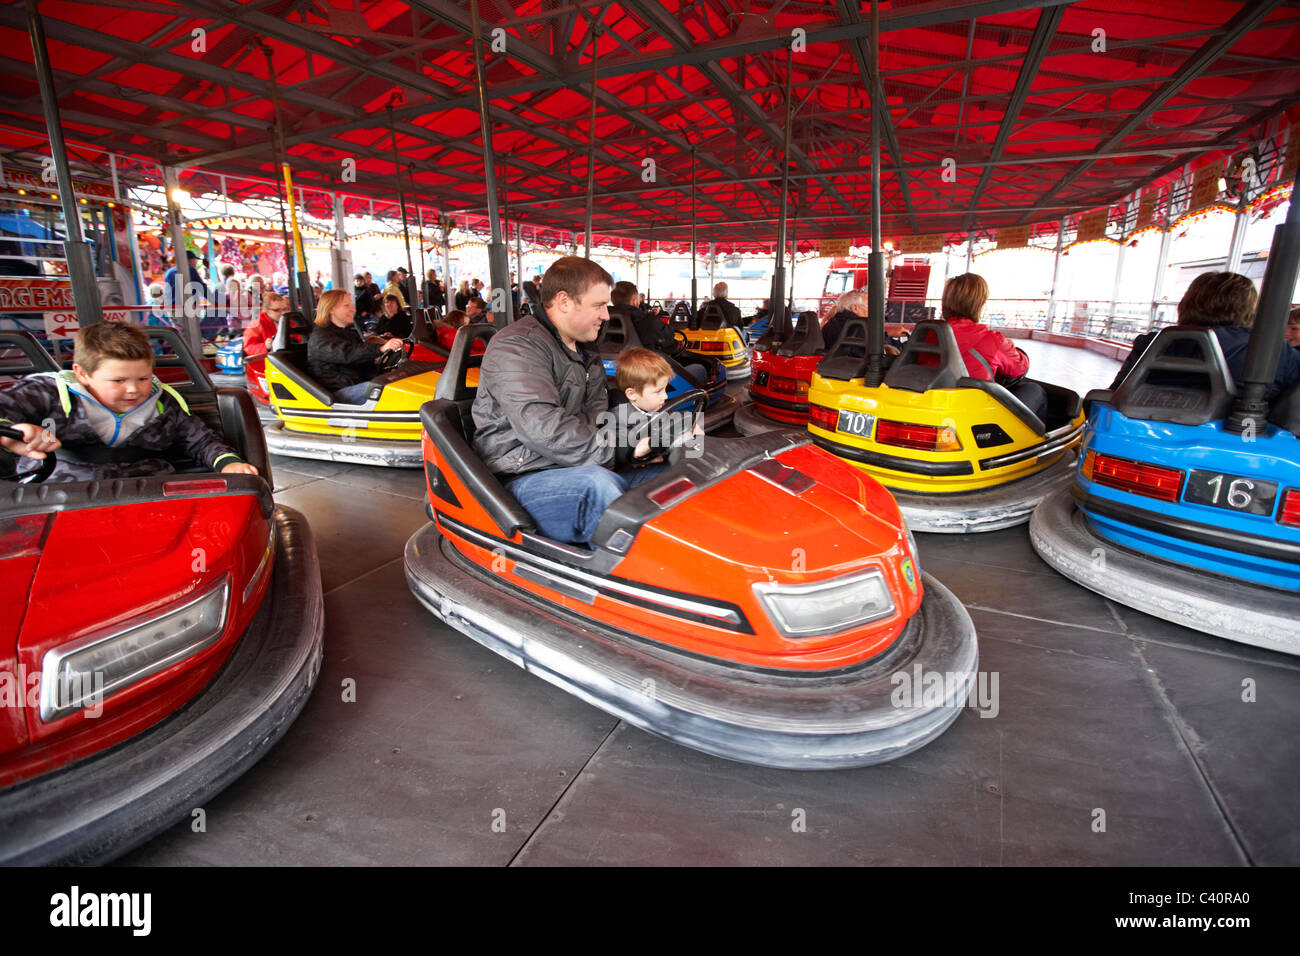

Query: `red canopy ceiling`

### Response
(1, 0, 1297, 248)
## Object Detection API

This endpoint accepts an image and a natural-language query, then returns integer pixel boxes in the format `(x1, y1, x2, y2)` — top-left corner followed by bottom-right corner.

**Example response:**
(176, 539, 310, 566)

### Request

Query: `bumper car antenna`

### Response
(766, 37, 796, 348)
(864, 0, 886, 389)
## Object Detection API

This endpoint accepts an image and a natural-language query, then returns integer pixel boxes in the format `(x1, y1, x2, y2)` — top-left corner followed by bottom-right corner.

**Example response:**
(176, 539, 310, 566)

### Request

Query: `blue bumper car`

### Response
(1031, 326, 1299, 655)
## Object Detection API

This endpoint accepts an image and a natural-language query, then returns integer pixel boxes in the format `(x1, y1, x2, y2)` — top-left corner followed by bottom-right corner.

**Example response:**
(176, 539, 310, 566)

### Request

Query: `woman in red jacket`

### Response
(930, 273, 1047, 418)
(242, 292, 289, 357)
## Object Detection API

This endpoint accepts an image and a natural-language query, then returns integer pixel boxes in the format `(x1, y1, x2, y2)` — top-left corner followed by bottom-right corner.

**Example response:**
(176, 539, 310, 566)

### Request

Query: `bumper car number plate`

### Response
(837, 410, 875, 439)
(1184, 469, 1277, 517)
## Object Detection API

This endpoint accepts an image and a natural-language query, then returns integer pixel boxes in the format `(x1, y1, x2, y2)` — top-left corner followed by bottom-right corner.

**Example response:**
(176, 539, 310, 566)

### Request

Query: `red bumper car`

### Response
(0, 327, 324, 865)
(734, 310, 826, 434)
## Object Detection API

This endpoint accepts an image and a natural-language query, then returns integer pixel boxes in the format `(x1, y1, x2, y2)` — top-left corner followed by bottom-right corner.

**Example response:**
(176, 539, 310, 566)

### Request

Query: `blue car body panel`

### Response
(1075, 402, 1300, 591)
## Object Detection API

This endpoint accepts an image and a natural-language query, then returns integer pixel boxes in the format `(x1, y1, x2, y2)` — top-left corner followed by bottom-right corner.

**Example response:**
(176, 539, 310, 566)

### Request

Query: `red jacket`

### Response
(242, 312, 279, 357)
(918, 317, 1029, 381)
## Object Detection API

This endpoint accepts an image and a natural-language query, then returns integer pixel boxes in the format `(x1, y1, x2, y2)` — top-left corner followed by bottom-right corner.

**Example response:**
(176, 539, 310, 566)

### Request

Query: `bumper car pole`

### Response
(690, 143, 697, 316)
(469, 0, 513, 328)
(258, 42, 302, 316)
(385, 96, 417, 315)
(764, 43, 795, 350)
(864, 0, 886, 389)
(1225, 168, 1299, 435)
(26, 2, 102, 329)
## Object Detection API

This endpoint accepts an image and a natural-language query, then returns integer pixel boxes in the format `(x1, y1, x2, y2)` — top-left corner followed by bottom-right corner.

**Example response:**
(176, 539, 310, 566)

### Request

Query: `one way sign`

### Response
(43, 311, 79, 339)
(44, 309, 129, 338)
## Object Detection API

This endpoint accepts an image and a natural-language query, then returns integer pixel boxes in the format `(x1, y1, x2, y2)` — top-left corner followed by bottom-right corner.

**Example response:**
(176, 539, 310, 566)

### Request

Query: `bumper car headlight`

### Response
(40, 575, 231, 721)
(754, 569, 895, 638)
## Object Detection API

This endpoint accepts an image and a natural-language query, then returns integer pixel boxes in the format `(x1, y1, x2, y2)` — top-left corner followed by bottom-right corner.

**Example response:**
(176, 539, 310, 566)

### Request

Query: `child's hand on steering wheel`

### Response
(380, 338, 404, 352)
(0, 422, 61, 460)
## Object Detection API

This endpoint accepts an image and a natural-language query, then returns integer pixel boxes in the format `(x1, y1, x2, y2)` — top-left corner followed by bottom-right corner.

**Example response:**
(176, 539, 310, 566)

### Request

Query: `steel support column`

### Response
(1103, 237, 1127, 339)
(1148, 195, 1175, 333)
(332, 193, 351, 292)
(1226, 191, 1250, 273)
(161, 165, 202, 354)
(1045, 219, 1065, 332)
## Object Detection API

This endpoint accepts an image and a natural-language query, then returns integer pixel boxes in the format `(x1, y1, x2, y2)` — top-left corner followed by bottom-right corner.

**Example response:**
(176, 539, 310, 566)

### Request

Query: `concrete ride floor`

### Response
(120, 342, 1298, 866)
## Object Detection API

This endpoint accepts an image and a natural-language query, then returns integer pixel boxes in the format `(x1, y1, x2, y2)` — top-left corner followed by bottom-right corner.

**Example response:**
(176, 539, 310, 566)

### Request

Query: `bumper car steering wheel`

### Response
(0, 425, 56, 484)
(632, 390, 706, 466)
(376, 338, 416, 369)
(669, 328, 691, 359)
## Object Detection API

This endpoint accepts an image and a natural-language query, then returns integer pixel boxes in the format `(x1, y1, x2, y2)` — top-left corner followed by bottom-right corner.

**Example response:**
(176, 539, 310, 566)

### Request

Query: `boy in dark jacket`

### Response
(0, 321, 256, 483)
(608, 348, 703, 466)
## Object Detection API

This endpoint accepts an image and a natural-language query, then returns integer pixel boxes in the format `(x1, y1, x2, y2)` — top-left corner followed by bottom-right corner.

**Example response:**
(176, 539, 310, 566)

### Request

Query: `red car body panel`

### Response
(246, 354, 270, 405)
(748, 350, 823, 424)
(0, 489, 273, 787)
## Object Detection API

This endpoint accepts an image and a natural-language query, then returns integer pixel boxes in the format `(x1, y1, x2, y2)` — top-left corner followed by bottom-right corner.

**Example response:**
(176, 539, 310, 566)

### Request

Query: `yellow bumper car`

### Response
(806, 319, 1085, 533)
(264, 337, 475, 467)
(675, 302, 751, 380)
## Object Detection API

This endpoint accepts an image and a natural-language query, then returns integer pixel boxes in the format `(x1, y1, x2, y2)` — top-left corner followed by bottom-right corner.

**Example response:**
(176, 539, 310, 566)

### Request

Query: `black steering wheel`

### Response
(376, 337, 414, 369)
(632, 390, 707, 466)
(0, 425, 56, 484)
(669, 328, 691, 358)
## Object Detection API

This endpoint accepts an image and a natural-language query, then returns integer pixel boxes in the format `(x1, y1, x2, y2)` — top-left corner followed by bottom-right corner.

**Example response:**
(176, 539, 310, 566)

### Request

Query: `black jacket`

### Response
(1112, 324, 1300, 399)
(0, 373, 241, 482)
(472, 307, 612, 475)
(701, 297, 744, 332)
(375, 309, 412, 340)
(423, 279, 445, 308)
(620, 304, 675, 352)
(307, 322, 385, 393)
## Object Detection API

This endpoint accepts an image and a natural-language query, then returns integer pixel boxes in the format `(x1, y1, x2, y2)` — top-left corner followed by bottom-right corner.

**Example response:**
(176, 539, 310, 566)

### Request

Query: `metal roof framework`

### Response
(1, 0, 1298, 253)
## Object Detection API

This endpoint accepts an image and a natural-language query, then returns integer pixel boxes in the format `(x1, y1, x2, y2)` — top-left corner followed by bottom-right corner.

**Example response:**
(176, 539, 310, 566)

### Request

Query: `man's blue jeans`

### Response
(507, 463, 666, 545)
(333, 381, 372, 404)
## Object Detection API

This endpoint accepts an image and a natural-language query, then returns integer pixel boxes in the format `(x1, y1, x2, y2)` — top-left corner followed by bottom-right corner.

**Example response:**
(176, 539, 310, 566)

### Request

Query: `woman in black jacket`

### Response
(308, 289, 404, 404)
(423, 269, 446, 315)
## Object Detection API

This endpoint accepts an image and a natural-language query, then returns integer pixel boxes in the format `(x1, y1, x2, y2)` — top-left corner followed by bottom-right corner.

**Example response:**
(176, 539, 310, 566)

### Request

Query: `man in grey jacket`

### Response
(473, 256, 658, 544)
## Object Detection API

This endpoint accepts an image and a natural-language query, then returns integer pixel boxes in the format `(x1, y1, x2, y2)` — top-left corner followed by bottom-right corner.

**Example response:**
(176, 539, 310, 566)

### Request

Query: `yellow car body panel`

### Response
(806, 372, 1086, 495)
(680, 327, 748, 369)
(266, 357, 479, 443)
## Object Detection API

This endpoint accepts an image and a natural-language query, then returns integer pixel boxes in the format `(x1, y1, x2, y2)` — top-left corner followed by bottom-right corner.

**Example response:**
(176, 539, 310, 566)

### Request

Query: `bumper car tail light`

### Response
(1081, 449, 1095, 481)
(808, 404, 838, 431)
(1279, 489, 1300, 528)
(40, 576, 231, 722)
(754, 570, 895, 638)
(1091, 453, 1183, 503)
(770, 375, 805, 396)
(163, 478, 228, 496)
(698, 341, 726, 352)
(877, 420, 962, 452)
(648, 478, 696, 509)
